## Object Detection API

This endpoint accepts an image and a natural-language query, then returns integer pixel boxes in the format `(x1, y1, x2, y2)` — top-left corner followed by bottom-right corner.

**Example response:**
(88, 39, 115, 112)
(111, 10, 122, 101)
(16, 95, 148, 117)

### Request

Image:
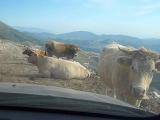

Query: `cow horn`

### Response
(118, 46, 135, 55)
(138, 48, 159, 59)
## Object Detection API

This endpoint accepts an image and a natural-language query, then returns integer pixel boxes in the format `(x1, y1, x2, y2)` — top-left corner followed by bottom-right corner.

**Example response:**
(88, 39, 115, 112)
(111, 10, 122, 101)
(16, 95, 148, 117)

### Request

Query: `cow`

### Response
(28, 55, 90, 80)
(45, 41, 80, 59)
(98, 43, 160, 107)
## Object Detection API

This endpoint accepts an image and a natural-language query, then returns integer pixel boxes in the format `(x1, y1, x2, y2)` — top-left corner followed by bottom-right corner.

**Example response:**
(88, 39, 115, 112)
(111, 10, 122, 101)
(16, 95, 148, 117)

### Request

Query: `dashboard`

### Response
(0, 109, 117, 120)
(0, 106, 159, 120)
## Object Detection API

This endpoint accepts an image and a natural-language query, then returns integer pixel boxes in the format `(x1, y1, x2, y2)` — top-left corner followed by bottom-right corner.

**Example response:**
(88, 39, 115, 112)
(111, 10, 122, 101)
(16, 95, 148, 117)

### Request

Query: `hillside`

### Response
(55, 31, 99, 40)
(13, 26, 48, 33)
(24, 32, 56, 41)
(0, 21, 39, 44)
(0, 39, 104, 95)
(16, 28, 160, 53)
(21, 31, 142, 52)
(0, 21, 99, 72)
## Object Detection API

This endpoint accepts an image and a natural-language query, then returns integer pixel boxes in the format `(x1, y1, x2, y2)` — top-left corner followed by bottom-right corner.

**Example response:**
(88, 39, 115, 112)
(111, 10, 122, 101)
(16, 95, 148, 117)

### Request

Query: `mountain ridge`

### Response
(1, 21, 160, 52)
(0, 21, 39, 44)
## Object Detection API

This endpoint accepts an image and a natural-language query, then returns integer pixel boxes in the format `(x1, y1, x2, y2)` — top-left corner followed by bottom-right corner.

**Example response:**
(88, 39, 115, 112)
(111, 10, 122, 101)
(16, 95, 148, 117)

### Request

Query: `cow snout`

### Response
(75, 53, 78, 57)
(132, 87, 145, 98)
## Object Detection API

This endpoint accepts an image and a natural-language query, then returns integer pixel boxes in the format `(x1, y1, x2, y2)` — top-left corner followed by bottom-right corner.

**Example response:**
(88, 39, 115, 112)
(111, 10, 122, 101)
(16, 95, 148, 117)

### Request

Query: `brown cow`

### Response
(45, 41, 80, 59)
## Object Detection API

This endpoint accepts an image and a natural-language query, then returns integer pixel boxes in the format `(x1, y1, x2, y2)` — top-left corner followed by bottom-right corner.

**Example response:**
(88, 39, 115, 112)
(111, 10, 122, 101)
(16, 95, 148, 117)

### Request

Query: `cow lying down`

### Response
(28, 56, 91, 80)
(98, 43, 160, 107)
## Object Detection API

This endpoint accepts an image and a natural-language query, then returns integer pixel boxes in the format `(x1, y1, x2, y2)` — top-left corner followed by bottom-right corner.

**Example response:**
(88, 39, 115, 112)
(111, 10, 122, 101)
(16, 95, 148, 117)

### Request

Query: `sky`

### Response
(0, 0, 160, 38)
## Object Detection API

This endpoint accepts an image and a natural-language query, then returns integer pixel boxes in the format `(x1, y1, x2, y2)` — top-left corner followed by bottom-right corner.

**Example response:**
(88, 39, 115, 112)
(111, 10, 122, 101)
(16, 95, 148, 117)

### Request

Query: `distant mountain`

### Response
(20, 30, 160, 52)
(2, 21, 160, 52)
(55, 31, 99, 40)
(13, 26, 48, 33)
(20, 31, 99, 41)
(141, 38, 160, 51)
(24, 32, 56, 41)
(99, 34, 143, 47)
(0, 21, 39, 44)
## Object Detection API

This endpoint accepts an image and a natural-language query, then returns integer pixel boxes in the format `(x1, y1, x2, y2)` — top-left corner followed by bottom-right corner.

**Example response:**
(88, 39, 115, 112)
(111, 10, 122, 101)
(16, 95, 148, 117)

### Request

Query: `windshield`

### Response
(0, 0, 160, 116)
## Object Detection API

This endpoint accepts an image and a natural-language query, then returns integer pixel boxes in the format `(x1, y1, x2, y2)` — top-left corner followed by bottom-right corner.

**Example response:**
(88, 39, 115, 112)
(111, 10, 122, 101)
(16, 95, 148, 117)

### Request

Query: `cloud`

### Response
(136, 2, 160, 16)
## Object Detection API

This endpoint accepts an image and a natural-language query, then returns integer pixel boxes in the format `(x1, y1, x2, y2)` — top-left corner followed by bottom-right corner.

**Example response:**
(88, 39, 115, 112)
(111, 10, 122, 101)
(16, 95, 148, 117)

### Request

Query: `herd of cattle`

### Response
(23, 40, 160, 107)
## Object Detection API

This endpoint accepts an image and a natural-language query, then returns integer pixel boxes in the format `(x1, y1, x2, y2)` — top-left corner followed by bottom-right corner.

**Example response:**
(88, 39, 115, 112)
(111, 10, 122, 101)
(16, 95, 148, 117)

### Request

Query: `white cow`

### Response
(98, 43, 160, 107)
(28, 56, 90, 80)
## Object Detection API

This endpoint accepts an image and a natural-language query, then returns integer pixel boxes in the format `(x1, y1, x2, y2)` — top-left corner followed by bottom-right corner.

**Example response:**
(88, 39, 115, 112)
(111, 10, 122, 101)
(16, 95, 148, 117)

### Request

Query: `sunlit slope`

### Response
(0, 21, 38, 44)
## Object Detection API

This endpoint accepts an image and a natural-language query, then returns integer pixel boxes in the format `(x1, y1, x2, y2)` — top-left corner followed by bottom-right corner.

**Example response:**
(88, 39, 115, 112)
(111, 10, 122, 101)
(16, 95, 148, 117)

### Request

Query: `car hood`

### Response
(0, 82, 155, 117)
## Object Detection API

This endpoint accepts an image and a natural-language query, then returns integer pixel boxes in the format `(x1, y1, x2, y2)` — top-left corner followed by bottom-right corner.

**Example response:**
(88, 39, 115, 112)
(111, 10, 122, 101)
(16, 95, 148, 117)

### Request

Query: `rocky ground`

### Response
(140, 90, 160, 114)
(0, 39, 160, 114)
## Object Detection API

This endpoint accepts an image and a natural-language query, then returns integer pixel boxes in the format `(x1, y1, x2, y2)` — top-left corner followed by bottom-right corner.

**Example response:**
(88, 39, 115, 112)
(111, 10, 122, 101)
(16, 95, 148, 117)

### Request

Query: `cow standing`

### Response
(45, 41, 80, 59)
(98, 43, 160, 107)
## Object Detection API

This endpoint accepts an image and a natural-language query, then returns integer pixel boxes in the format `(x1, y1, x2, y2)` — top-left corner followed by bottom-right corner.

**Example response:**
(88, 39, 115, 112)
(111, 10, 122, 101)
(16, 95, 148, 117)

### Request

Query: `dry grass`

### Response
(0, 40, 106, 95)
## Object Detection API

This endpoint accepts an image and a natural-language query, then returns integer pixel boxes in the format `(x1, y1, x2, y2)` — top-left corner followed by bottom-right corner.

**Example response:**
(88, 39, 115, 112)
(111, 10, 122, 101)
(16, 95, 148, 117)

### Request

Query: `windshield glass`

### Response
(0, 0, 160, 116)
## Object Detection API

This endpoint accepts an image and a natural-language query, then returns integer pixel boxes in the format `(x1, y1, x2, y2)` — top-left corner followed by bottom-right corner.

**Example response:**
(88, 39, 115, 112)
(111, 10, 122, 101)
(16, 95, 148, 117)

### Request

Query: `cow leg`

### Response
(115, 92, 126, 102)
(105, 88, 115, 98)
(113, 89, 117, 99)
(135, 100, 142, 107)
(38, 69, 51, 78)
(105, 88, 109, 96)
(50, 73, 55, 78)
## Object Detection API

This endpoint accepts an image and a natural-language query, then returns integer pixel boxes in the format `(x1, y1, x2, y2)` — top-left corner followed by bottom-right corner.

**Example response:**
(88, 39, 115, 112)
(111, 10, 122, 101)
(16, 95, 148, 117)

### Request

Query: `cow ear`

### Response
(117, 57, 132, 66)
(155, 61, 160, 71)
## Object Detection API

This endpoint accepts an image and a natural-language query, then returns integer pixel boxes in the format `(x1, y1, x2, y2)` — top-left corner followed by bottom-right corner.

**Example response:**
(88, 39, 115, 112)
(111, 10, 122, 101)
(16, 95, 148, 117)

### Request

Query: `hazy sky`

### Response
(1, 0, 160, 38)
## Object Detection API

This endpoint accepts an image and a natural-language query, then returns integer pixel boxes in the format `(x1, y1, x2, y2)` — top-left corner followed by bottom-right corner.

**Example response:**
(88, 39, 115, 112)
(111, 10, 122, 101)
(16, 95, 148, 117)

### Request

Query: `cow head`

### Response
(118, 47, 159, 99)
(23, 48, 46, 65)
(70, 45, 80, 57)
(23, 48, 34, 56)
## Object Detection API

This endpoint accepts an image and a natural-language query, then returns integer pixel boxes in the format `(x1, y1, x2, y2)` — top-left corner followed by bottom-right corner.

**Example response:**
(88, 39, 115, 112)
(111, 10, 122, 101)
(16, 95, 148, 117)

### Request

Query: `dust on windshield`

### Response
(0, 0, 160, 115)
